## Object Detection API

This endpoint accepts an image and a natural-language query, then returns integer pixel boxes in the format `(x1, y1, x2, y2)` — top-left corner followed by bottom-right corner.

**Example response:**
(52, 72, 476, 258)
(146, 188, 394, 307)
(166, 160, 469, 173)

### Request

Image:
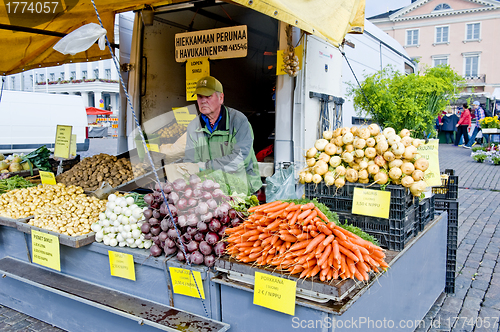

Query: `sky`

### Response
(365, 0, 413, 18)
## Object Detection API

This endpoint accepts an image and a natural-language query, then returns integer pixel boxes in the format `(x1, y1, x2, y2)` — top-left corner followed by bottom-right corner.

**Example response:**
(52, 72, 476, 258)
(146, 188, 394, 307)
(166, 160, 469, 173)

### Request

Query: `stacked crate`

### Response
(432, 169, 459, 294)
(305, 182, 419, 251)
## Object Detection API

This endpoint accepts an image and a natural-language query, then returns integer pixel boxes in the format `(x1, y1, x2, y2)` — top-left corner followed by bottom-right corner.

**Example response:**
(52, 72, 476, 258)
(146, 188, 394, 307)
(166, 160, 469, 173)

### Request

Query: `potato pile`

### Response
(157, 122, 186, 144)
(299, 124, 430, 197)
(56, 154, 134, 191)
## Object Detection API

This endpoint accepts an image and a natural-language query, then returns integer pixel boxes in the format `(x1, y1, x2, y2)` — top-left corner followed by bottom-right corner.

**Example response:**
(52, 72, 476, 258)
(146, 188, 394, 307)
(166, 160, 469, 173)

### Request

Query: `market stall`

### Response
(0, 0, 453, 331)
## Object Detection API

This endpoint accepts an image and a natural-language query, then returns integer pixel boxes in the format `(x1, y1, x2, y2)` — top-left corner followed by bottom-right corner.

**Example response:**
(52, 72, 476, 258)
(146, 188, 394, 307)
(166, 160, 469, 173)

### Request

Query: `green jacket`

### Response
(184, 106, 262, 195)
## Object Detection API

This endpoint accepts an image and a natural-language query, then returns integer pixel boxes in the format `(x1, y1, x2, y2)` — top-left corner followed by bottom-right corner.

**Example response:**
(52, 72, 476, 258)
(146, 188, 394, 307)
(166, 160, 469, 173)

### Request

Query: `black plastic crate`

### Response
(337, 204, 418, 251)
(432, 174, 458, 200)
(448, 226, 458, 247)
(435, 200, 459, 226)
(305, 182, 415, 209)
(49, 155, 81, 174)
(317, 195, 418, 221)
(417, 196, 435, 233)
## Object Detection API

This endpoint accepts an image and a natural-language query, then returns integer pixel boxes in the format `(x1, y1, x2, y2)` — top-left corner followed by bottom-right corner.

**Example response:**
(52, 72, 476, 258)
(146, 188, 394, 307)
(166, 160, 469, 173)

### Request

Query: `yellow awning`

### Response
(0, 0, 364, 75)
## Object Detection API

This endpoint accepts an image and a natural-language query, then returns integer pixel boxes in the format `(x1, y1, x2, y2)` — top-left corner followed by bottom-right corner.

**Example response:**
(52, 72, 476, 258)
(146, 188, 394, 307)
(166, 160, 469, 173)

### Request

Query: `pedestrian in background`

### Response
(464, 101, 487, 148)
(455, 103, 471, 147)
(440, 106, 459, 144)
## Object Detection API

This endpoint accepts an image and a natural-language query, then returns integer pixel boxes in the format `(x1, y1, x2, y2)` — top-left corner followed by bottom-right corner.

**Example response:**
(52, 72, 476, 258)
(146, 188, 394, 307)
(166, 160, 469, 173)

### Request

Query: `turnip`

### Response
(324, 173, 335, 186)
(353, 138, 366, 150)
(410, 180, 427, 197)
(315, 139, 329, 151)
(333, 136, 344, 147)
(358, 169, 369, 180)
(383, 151, 396, 162)
(312, 174, 322, 184)
(388, 159, 403, 169)
(345, 169, 359, 183)
(389, 167, 402, 180)
(374, 172, 389, 185)
(306, 158, 316, 167)
(344, 144, 354, 153)
(383, 127, 396, 139)
(400, 129, 411, 137)
(367, 163, 380, 175)
(304, 172, 313, 183)
(401, 162, 415, 175)
(318, 153, 330, 163)
(329, 156, 342, 168)
(366, 137, 376, 147)
(342, 132, 354, 145)
(401, 175, 414, 188)
(323, 130, 334, 140)
(368, 123, 381, 136)
(342, 152, 354, 163)
(350, 126, 359, 136)
(401, 136, 413, 147)
(374, 155, 386, 167)
(412, 138, 422, 148)
(335, 176, 346, 188)
(414, 157, 429, 171)
(324, 143, 337, 155)
(313, 160, 328, 175)
(412, 169, 424, 181)
(375, 141, 389, 155)
(333, 128, 342, 138)
(365, 147, 377, 159)
(358, 128, 371, 140)
(387, 134, 401, 146)
(306, 147, 318, 158)
(335, 165, 347, 176)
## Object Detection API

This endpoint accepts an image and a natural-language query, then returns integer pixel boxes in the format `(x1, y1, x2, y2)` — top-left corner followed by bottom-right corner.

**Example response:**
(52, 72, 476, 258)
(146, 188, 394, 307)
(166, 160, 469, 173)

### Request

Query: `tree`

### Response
(347, 65, 465, 138)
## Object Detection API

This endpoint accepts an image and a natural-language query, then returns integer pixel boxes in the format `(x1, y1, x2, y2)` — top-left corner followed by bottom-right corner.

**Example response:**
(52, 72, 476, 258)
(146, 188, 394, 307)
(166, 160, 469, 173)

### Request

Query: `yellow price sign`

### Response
(173, 107, 197, 126)
(53, 125, 72, 159)
(39, 171, 57, 185)
(146, 144, 159, 152)
(169, 267, 205, 299)
(108, 251, 136, 281)
(417, 139, 441, 187)
(32, 230, 60, 271)
(186, 57, 210, 101)
(253, 272, 296, 316)
(352, 188, 391, 219)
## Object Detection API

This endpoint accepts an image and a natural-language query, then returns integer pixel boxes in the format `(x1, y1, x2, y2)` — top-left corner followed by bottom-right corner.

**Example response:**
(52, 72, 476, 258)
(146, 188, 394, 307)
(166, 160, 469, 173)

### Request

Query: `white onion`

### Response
(116, 233, 125, 243)
(123, 208, 132, 217)
(132, 229, 141, 239)
(99, 213, 106, 221)
(132, 208, 143, 219)
(119, 241, 127, 247)
(107, 194, 117, 202)
(107, 202, 116, 210)
(125, 197, 135, 206)
(123, 225, 131, 232)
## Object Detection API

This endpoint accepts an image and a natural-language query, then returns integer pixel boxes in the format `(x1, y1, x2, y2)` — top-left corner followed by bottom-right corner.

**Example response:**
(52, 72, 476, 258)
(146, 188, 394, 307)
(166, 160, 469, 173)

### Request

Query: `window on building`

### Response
(71, 71, 76, 80)
(40, 74, 45, 82)
(434, 3, 451, 11)
(466, 23, 480, 40)
(82, 70, 87, 79)
(10, 77, 15, 90)
(105, 69, 111, 79)
(406, 29, 419, 46)
(433, 56, 448, 67)
(30, 75, 33, 85)
(60, 72, 65, 80)
(464, 55, 479, 77)
(435, 26, 449, 43)
(94, 69, 99, 79)
(50, 73, 55, 81)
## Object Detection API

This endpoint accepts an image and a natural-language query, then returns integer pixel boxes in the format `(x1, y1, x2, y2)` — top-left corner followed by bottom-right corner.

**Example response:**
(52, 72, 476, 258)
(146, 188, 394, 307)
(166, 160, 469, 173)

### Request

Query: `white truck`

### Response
(0, 91, 89, 154)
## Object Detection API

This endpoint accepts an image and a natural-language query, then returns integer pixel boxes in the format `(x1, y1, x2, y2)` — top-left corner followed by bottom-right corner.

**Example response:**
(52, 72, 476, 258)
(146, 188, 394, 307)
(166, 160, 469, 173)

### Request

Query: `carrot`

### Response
(326, 267, 334, 281)
(307, 224, 317, 232)
(309, 230, 319, 237)
(279, 234, 296, 242)
(320, 266, 330, 281)
(254, 200, 281, 212)
(258, 232, 272, 241)
(289, 239, 312, 251)
(332, 228, 347, 241)
(334, 226, 357, 239)
(326, 222, 336, 232)
(371, 249, 386, 259)
(337, 239, 364, 262)
(356, 261, 370, 273)
(332, 268, 338, 280)
(353, 266, 364, 281)
(300, 202, 315, 210)
(268, 209, 287, 220)
(372, 266, 380, 273)
(263, 202, 289, 213)
(265, 219, 282, 231)
(247, 235, 260, 242)
(346, 257, 356, 275)
(308, 265, 321, 278)
(249, 252, 263, 260)
(302, 209, 318, 225)
(296, 233, 310, 241)
(288, 265, 304, 275)
(299, 266, 313, 279)
(279, 242, 287, 255)
(241, 229, 260, 238)
(304, 233, 326, 254)
(338, 244, 359, 262)
(340, 255, 350, 279)
(285, 203, 300, 212)
(322, 234, 335, 247)
(296, 252, 316, 265)
(317, 244, 332, 267)
(314, 207, 330, 223)
(297, 209, 312, 221)
(317, 223, 332, 236)
(332, 240, 341, 265)
(224, 226, 243, 234)
(327, 246, 336, 267)
(288, 209, 301, 226)
(235, 241, 255, 248)
(301, 258, 317, 269)
(289, 228, 302, 236)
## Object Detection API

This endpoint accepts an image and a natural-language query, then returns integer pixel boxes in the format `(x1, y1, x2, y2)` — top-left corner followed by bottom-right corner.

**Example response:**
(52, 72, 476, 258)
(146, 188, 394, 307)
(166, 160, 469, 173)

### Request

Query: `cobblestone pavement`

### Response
(415, 144, 500, 332)
(1, 143, 499, 332)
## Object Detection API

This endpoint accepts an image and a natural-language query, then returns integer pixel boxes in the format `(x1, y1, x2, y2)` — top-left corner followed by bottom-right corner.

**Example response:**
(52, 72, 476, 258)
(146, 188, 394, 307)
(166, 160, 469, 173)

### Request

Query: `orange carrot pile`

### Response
(224, 201, 389, 282)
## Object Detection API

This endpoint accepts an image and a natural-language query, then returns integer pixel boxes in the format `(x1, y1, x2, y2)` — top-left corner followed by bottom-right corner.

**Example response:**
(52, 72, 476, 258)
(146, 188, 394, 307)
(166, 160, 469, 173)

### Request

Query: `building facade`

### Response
(369, 0, 500, 106)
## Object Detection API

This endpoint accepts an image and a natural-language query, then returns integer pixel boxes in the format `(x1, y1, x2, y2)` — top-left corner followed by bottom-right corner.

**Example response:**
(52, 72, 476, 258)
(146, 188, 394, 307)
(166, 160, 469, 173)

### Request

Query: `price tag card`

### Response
(108, 251, 136, 281)
(352, 188, 391, 219)
(417, 139, 441, 187)
(186, 57, 210, 101)
(173, 107, 197, 126)
(53, 125, 72, 159)
(39, 171, 57, 185)
(169, 267, 205, 299)
(253, 272, 296, 316)
(32, 230, 60, 271)
(146, 144, 159, 152)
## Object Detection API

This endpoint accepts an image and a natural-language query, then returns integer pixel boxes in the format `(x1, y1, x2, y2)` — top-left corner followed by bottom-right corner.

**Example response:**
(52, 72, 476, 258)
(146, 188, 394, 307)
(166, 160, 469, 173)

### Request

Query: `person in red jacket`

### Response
(455, 103, 471, 146)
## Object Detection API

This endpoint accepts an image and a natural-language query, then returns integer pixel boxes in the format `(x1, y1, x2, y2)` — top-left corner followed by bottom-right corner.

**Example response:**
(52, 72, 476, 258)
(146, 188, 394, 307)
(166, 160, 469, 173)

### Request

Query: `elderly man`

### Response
(184, 76, 262, 195)
(464, 101, 487, 148)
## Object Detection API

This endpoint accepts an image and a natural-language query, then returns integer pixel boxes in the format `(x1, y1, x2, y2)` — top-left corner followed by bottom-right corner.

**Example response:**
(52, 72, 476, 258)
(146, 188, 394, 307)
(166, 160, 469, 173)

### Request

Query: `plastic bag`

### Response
(53, 23, 107, 56)
(265, 166, 300, 202)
